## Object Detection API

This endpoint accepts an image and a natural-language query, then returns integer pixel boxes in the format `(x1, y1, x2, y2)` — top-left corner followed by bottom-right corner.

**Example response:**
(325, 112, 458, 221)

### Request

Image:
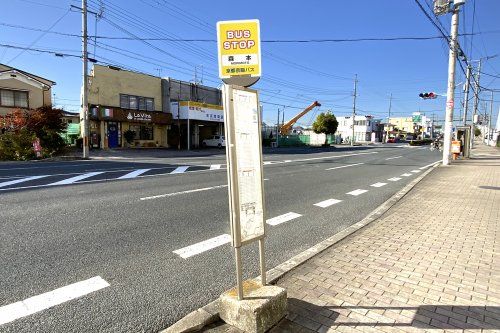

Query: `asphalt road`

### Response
(0, 144, 442, 333)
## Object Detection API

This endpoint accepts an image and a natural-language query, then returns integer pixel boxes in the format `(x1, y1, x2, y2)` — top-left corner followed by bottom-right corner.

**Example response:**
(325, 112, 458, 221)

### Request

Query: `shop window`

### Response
(130, 124, 153, 140)
(146, 98, 154, 111)
(0, 89, 28, 108)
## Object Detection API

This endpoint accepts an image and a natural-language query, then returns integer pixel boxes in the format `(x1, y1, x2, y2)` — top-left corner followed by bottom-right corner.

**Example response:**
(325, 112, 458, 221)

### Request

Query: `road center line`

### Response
(173, 234, 231, 259)
(370, 182, 387, 188)
(325, 162, 364, 171)
(314, 198, 342, 208)
(170, 166, 189, 174)
(140, 184, 228, 200)
(0, 276, 109, 326)
(385, 156, 402, 160)
(117, 169, 151, 179)
(0, 175, 48, 188)
(266, 212, 302, 226)
(49, 172, 104, 185)
(347, 189, 368, 196)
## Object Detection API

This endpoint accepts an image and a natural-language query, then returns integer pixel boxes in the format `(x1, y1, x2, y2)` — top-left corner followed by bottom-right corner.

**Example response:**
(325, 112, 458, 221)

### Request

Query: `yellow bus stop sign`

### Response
(217, 19, 261, 87)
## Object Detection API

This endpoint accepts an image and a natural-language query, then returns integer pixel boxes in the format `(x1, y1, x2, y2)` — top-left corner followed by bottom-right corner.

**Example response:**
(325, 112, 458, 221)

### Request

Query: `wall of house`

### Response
(0, 77, 51, 116)
(88, 65, 162, 110)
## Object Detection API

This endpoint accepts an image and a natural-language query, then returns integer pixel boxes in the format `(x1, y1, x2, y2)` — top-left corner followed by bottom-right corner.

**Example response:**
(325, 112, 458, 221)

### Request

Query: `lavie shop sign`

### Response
(127, 112, 152, 122)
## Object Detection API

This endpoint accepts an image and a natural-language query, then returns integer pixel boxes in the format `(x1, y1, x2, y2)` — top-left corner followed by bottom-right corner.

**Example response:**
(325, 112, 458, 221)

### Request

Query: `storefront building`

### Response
(170, 101, 224, 149)
(88, 65, 172, 148)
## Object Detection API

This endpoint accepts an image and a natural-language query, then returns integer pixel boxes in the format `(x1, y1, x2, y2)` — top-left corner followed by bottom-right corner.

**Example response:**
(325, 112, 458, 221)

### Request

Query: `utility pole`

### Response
(81, 0, 89, 159)
(442, 2, 462, 166)
(351, 74, 357, 146)
(488, 91, 493, 146)
(463, 64, 471, 125)
(471, 60, 481, 149)
(276, 108, 280, 147)
(386, 93, 392, 143)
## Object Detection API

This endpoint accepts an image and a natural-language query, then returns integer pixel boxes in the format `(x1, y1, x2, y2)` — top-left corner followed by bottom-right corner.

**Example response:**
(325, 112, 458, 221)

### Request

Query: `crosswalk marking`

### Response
(314, 198, 342, 208)
(388, 177, 402, 181)
(0, 175, 48, 188)
(209, 164, 221, 170)
(173, 234, 231, 259)
(117, 169, 151, 179)
(49, 172, 104, 186)
(170, 166, 189, 174)
(370, 182, 387, 188)
(347, 189, 368, 196)
(266, 212, 302, 226)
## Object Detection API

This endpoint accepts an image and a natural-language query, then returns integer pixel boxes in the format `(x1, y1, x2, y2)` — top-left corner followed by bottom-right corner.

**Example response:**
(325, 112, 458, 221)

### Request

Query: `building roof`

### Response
(0, 63, 56, 87)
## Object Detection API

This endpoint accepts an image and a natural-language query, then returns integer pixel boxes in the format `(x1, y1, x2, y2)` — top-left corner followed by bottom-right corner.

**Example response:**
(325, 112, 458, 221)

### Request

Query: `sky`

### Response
(1, 0, 499, 127)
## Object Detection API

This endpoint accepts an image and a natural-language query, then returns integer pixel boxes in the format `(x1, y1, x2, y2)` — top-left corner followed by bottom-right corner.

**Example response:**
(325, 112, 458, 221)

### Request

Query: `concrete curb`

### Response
(161, 162, 439, 333)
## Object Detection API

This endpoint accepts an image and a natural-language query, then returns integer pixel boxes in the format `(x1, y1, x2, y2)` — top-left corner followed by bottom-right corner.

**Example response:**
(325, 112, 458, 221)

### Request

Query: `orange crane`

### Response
(279, 101, 321, 135)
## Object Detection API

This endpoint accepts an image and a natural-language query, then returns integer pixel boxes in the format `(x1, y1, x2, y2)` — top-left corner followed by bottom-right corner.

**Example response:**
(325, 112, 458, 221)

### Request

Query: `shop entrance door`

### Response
(108, 122, 119, 148)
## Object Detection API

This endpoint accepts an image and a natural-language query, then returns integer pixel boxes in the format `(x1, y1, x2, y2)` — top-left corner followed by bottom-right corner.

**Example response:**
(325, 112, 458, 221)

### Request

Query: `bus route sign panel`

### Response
(223, 85, 266, 247)
(217, 19, 261, 81)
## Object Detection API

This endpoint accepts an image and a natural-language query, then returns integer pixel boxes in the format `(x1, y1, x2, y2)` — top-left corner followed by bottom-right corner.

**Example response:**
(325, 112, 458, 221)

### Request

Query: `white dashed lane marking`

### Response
(209, 164, 221, 170)
(325, 163, 364, 171)
(411, 170, 421, 173)
(401, 173, 412, 177)
(346, 189, 368, 196)
(370, 182, 387, 188)
(314, 199, 342, 208)
(117, 169, 151, 179)
(385, 156, 402, 160)
(0, 276, 109, 326)
(173, 234, 231, 259)
(388, 177, 402, 181)
(266, 212, 302, 226)
(49, 172, 104, 185)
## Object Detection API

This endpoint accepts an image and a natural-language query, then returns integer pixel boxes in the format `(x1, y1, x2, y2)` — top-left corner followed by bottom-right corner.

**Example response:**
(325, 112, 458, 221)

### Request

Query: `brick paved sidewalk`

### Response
(268, 145, 500, 332)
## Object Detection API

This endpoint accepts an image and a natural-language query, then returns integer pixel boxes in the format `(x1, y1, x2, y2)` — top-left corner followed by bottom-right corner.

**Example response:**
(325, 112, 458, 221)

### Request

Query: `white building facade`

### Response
(336, 115, 381, 143)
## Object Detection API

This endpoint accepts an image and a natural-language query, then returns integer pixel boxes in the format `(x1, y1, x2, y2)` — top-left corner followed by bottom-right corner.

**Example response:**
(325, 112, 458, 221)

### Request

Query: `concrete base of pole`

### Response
(219, 280, 287, 333)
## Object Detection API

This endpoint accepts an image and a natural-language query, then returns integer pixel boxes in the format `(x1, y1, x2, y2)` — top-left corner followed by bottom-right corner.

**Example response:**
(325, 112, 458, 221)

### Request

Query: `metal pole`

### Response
(386, 93, 392, 143)
(259, 238, 266, 285)
(488, 91, 493, 146)
(351, 74, 357, 146)
(442, 6, 460, 166)
(471, 60, 481, 149)
(463, 65, 471, 125)
(234, 247, 244, 300)
(276, 108, 280, 147)
(187, 116, 190, 151)
(81, 0, 89, 158)
(177, 95, 181, 150)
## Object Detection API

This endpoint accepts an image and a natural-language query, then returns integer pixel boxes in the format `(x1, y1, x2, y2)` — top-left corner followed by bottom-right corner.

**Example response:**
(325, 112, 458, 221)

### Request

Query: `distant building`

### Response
(0, 63, 55, 116)
(336, 115, 382, 142)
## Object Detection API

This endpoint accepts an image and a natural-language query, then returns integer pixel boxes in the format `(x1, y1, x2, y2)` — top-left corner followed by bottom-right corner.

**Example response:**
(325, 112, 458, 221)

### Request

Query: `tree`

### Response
(474, 127, 481, 137)
(312, 112, 338, 135)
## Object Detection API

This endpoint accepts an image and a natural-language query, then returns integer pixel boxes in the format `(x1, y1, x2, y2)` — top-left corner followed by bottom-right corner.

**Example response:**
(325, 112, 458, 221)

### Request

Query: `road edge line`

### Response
(161, 163, 439, 333)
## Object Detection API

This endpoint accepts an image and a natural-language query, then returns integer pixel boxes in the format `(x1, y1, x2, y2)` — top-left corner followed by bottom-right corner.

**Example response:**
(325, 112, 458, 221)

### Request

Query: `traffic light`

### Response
(419, 92, 437, 99)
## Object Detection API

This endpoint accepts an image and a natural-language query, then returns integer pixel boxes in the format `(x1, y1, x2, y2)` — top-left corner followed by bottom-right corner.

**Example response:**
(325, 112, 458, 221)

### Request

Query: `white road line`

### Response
(117, 169, 151, 179)
(0, 276, 109, 326)
(0, 175, 48, 188)
(401, 173, 412, 177)
(209, 164, 221, 170)
(173, 234, 231, 259)
(346, 189, 368, 196)
(314, 198, 342, 208)
(388, 177, 402, 181)
(49, 172, 104, 186)
(370, 182, 387, 188)
(266, 212, 302, 226)
(411, 170, 421, 173)
(385, 156, 402, 160)
(419, 160, 441, 169)
(263, 161, 275, 165)
(325, 162, 364, 171)
(284, 160, 292, 163)
(140, 184, 228, 200)
(170, 166, 189, 174)
(292, 151, 378, 163)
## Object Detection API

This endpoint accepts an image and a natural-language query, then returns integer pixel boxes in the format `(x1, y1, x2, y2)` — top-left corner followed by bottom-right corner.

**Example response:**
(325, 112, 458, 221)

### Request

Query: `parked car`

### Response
(202, 135, 226, 148)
